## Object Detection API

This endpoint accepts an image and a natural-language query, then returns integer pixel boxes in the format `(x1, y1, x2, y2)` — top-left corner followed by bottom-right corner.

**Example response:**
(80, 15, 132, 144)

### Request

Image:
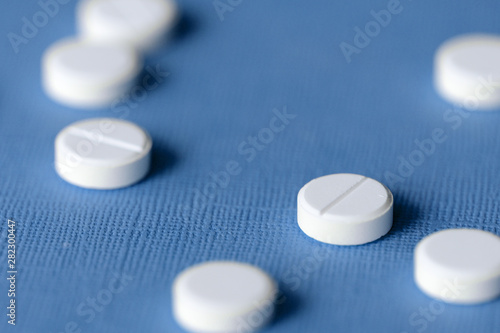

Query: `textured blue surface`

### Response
(1, 0, 500, 332)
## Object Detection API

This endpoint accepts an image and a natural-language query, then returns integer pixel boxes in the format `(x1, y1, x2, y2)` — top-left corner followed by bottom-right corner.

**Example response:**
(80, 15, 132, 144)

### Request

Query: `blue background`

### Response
(1, 0, 500, 332)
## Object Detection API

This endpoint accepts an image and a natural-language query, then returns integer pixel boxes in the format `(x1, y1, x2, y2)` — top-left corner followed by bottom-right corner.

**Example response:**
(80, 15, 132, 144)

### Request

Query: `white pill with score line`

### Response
(435, 34, 500, 110)
(55, 118, 152, 190)
(414, 228, 500, 304)
(297, 173, 394, 245)
(172, 261, 277, 333)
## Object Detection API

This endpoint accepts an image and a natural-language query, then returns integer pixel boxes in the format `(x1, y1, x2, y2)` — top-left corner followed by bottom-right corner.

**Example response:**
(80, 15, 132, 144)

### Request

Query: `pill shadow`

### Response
(149, 11, 198, 55)
(271, 289, 300, 328)
(171, 11, 199, 44)
(390, 193, 422, 234)
(149, 141, 178, 178)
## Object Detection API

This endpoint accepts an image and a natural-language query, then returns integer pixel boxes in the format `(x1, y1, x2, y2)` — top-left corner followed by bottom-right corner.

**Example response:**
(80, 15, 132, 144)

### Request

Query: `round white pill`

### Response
(55, 118, 152, 190)
(42, 38, 141, 108)
(77, 0, 179, 52)
(297, 173, 393, 246)
(172, 261, 277, 333)
(435, 34, 500, 110)
(414, 228, 500, 304)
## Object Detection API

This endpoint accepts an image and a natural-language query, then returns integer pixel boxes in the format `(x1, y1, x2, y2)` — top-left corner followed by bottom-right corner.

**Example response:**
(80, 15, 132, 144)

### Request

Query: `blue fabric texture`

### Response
(1, 0, 500, 332)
